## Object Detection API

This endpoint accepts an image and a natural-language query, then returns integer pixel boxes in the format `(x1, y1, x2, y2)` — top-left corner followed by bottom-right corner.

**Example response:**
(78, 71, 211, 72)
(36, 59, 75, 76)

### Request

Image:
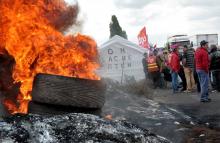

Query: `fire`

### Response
(0, 0, 100, 114)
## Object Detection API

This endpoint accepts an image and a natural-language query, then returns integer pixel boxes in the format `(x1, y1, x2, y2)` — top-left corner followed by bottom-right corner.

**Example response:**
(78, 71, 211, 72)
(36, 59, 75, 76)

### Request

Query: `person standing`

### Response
(170, 44, 180, 93)
(177, 50, 187, 92)
(194, 63, 201, 93)
(195, 40, 210, 102)
(147, 51, 160, 88)
(156, 51, 166, 88)
(209, 45, 220, 92)
(142, 53, 148, 79)
(178, 64, 187, 91)
(182, 45, 196, 92)
(163, 50, 172, 82)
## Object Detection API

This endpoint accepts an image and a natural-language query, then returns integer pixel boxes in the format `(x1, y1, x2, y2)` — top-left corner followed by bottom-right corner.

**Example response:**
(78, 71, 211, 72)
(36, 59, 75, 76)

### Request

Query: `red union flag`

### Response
(137, 27, 149, 49)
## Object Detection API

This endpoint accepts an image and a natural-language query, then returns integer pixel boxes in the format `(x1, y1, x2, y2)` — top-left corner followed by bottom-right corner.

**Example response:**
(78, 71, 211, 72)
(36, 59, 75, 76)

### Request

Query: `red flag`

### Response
(137, 27, 149, 49)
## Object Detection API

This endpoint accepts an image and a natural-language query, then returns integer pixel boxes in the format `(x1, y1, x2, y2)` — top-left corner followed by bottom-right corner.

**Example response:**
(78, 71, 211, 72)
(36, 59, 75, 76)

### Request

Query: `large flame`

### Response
(0, 0, 100, 114)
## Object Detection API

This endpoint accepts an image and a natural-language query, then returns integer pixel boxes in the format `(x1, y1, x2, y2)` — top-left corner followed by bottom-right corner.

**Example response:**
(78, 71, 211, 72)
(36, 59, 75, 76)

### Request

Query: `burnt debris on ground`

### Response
(0, 113, 169, 143)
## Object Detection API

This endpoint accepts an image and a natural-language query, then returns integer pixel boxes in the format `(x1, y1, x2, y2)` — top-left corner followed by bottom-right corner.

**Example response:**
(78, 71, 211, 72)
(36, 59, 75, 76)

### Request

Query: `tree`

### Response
(109, 15, 127, 39)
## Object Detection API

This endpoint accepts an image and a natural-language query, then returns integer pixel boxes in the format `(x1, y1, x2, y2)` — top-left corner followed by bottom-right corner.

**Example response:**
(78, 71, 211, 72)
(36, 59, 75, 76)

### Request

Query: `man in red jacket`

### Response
(195, 40, 210, 102)
(170, 44, 180, 93)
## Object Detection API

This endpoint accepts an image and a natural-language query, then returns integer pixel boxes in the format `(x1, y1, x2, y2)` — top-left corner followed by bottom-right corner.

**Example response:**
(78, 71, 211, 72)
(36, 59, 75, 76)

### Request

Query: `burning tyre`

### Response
(1, 0, 102, 114)
(32, 74, 106, 109)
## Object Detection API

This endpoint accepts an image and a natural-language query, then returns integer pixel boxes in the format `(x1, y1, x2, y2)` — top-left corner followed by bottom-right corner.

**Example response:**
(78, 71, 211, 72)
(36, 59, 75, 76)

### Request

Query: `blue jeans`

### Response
(197, 70, 209, 100)
(171, 72, 178, 93)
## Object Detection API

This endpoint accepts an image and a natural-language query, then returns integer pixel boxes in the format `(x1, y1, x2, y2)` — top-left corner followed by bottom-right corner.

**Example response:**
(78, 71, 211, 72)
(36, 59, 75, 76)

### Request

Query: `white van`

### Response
(167, 35, 190, 54)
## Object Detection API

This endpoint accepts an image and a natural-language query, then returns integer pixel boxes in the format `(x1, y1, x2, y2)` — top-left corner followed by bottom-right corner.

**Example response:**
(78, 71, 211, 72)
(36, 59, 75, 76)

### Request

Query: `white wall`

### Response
(98, 43, 146, 84)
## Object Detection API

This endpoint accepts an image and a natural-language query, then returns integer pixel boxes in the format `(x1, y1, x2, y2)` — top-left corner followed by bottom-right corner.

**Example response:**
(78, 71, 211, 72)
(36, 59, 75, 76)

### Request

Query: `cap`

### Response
(200, 40, 208, 46)
(171, 44, 179, 49)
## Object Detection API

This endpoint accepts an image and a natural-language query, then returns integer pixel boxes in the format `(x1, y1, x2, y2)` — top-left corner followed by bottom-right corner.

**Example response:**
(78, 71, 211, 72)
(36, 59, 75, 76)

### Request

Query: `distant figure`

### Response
(209, 45, 220, 92)
(142, 53, 148, 79)
(156, 51, 167, 88)
(195, 40, 210, 102)
(178, 64, 187, 92)
(191, 44, 201, 93)
(170, 44, 180, 93)
(154, 49, 164, 87)
(162, 49, 172, 82)
(193, 68, 201, 93)
(147, 51, 161, 88)
(182, 45, 196, 92)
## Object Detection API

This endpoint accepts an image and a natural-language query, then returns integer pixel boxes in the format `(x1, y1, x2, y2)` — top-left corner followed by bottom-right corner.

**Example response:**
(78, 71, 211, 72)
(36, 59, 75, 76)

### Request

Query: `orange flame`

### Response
(0, 0, 100, 114)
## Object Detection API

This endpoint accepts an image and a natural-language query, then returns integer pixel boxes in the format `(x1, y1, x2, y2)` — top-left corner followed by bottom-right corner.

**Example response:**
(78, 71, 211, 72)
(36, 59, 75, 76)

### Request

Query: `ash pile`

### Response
(0, 113, 169, 143)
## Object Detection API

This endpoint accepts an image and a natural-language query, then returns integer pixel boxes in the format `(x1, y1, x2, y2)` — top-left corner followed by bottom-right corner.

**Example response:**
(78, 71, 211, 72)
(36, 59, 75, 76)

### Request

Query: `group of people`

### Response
(142, 40, 220, 102)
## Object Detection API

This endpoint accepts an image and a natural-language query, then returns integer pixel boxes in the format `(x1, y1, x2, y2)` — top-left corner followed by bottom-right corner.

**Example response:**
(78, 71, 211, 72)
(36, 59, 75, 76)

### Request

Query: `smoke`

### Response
(41, 0, 80, 33)
(63, 0, 84, 35)
(45, 0, 84, 34)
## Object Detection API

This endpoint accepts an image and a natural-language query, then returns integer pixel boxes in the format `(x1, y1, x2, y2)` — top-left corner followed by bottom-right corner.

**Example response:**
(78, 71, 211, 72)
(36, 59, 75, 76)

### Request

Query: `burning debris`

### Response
(0, 113, 170, 143)
(0, 0, 100, 114)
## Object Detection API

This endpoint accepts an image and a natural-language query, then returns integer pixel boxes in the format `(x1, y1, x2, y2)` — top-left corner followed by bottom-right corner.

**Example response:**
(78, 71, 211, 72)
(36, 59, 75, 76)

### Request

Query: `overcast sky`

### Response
(65, 0, 220, 47)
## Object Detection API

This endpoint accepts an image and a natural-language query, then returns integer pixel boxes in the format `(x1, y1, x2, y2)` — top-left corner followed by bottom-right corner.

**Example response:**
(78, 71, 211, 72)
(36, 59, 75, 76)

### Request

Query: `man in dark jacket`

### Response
(209, 45, 220, 92)
(195, 40, 210, 102)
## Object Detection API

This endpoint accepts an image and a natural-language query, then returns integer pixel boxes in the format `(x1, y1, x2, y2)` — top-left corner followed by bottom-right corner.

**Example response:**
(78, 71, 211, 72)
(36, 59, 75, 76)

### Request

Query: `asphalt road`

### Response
(153, 88, 220, 127)
(101, 84, 220, 143)
(0, 83, 220, 143)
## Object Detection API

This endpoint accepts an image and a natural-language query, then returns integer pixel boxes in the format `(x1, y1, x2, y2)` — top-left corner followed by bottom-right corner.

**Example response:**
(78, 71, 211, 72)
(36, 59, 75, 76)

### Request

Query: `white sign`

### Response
(103, 48, 132, 70)
(99, 45, 146, 83)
